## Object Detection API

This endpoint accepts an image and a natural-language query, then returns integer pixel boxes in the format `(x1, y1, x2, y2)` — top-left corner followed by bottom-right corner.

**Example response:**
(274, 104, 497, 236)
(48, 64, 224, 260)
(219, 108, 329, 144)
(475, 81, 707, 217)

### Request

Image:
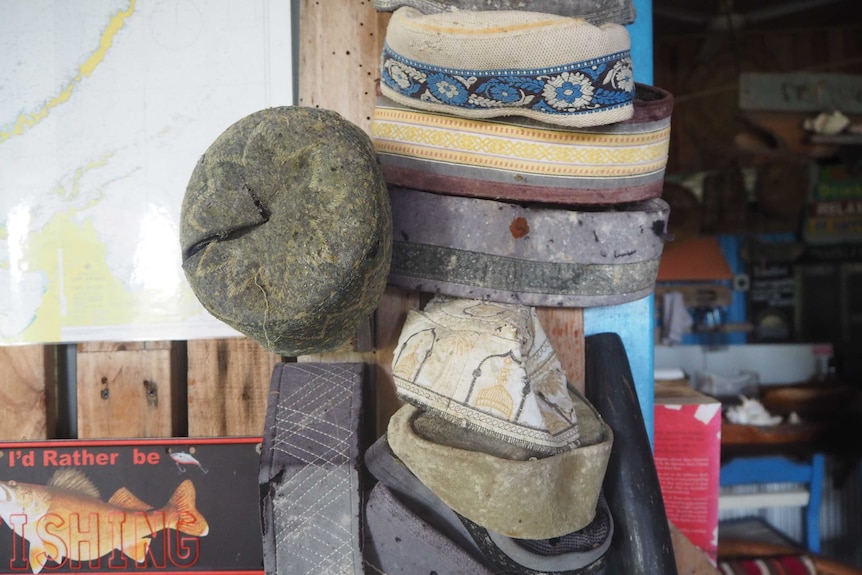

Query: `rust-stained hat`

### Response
(373, 0, 636, 26)
(387, 186, 670, 307)
(180, 107, 392, 357)
(380, 7, 634, 128)
(372, 84, 673, 205)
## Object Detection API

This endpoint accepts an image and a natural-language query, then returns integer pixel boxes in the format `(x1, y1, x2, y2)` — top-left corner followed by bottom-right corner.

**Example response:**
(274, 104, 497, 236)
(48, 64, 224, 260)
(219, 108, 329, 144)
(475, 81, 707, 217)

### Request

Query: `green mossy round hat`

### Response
(180, 107, 392, 356)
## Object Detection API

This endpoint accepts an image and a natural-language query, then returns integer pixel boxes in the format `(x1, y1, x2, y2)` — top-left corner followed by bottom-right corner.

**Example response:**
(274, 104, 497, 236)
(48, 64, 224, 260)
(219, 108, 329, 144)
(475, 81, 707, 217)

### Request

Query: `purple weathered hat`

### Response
(387, 186, 671, 307)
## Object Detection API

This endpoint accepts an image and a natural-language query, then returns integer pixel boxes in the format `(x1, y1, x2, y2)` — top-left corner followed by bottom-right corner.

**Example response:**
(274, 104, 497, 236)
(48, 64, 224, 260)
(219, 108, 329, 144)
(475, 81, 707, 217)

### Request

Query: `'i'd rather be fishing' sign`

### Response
(0, 438, 263, 574)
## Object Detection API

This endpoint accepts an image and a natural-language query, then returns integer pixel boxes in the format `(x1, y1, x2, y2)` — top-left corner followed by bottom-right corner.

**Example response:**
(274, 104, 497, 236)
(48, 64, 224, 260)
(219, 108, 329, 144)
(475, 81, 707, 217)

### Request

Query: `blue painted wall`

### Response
(582, 0, 657, 443)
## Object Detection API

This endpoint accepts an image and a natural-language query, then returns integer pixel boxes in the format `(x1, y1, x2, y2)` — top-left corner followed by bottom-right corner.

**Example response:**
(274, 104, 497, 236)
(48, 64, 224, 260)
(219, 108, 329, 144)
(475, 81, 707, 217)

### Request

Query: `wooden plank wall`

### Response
(0, 0, 586, 443)
(0, 346, 55, 440)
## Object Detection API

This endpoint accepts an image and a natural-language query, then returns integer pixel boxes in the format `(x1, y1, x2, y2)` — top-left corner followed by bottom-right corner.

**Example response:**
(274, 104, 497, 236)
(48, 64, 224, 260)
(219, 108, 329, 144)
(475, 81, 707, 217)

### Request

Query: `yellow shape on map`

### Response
(18, 212, 131, 342)
(0, 0, 136, 143)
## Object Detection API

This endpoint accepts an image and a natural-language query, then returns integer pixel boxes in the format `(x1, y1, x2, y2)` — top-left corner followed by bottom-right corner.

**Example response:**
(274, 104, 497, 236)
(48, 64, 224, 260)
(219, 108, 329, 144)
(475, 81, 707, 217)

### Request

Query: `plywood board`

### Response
(76, 342, 182, 438)
(187, 338, 280, 437)
(0, 345, 56, 440)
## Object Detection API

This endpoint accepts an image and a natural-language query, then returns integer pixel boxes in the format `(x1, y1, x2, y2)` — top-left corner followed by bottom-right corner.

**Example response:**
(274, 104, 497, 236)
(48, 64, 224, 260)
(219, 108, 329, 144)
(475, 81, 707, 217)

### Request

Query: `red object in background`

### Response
(653, 380, 722, 563)
(657, 236, 734, 282)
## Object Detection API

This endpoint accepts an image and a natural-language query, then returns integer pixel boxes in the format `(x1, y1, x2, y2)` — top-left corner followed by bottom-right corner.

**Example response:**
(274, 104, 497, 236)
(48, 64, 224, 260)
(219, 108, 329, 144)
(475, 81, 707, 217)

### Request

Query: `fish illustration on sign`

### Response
(169, 451, 208, 474)
(0, 469, 209, 574)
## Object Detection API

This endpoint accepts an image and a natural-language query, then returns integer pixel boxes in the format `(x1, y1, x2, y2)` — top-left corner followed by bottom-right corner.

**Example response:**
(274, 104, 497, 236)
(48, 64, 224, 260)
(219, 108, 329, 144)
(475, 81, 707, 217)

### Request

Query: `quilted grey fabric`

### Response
(259, 362, 366, 575)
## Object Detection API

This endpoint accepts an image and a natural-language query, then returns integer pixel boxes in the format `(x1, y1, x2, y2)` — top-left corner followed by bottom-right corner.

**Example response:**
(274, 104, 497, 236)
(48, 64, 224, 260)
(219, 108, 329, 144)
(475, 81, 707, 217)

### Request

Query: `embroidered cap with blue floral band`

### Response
(381, 46, 634, 122)
(379, 7, 635, 128)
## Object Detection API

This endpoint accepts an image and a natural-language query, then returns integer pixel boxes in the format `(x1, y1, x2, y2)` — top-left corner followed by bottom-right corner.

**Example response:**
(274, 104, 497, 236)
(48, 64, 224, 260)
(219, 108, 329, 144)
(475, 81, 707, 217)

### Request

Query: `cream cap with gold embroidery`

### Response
(392, 297, 596, 454)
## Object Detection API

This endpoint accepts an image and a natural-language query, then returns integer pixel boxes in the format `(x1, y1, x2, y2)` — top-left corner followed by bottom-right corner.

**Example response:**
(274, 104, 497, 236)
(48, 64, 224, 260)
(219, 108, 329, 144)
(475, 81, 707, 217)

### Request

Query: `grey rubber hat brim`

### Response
(365, 482, 495, 575)
(387, 188, 670, 308)
(364, 434, 611, 574)
(387, 400, 613, 539)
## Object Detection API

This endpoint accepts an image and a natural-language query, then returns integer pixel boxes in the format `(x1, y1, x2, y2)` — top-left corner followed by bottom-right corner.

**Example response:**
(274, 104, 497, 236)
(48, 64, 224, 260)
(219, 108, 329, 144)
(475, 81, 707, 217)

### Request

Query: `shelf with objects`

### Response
(651, 40, 862, 569)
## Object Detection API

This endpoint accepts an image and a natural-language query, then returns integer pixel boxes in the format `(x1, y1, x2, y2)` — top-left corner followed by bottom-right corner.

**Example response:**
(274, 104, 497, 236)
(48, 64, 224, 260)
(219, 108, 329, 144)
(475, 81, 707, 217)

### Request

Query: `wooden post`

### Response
(371, 286, 422, 433)
(0, 345, 56, 440)
(536, 308, 586, 393)
(76, 341, 184, 438)
(297, 0, 386, 134)
(295, 1, 588, 434)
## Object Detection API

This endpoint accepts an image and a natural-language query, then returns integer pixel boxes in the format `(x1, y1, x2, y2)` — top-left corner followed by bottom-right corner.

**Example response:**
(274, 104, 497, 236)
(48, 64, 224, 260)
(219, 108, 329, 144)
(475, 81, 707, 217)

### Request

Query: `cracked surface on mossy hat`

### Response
(180, 107, 391, 356)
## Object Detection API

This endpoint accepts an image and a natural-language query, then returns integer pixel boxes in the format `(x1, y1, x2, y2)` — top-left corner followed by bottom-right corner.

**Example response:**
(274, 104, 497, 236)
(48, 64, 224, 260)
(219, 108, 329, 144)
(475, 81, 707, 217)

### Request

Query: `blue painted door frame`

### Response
(585, 0, 656, 443)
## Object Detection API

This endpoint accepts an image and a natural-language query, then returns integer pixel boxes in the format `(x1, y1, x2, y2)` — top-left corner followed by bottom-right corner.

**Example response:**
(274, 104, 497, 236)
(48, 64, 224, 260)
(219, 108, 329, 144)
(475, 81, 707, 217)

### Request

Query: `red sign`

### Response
(0, 438, 263, 575)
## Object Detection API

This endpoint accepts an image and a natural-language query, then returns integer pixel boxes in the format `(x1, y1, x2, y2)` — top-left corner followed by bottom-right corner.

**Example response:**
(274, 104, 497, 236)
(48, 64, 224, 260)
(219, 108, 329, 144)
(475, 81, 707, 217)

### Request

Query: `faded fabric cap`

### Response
(387, 186, 670, 308)
(380, 7, 634, 128)
(373, 0, 636, 26)
(372, 84, 673, 205)
(364, 433, 613, 573)
(180, 107, 392, 357)
(392, 297, 581, 454)
(387, 400, 613, 539)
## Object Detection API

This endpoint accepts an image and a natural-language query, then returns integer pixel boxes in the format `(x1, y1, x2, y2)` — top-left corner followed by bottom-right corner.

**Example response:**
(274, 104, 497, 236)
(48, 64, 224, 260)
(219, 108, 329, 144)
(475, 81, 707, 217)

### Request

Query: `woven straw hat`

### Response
(387, 187, 670, 307)
(372, 84, 673, 205)
(380, 7, 634, 128)
(373, 0, 636, 26)
(180, 107, 391, 356)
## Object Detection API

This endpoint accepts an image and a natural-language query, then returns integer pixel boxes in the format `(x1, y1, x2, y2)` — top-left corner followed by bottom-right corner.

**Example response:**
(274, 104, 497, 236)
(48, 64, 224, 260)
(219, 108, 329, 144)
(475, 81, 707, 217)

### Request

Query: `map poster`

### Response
(0, 0, 293, 345)
(0, 437, 263, 574)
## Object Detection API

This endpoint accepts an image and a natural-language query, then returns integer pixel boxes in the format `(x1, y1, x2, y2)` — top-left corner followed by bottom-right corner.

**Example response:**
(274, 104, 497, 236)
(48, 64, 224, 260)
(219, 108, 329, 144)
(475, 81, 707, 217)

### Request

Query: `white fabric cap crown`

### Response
(392, 297, 582, 454)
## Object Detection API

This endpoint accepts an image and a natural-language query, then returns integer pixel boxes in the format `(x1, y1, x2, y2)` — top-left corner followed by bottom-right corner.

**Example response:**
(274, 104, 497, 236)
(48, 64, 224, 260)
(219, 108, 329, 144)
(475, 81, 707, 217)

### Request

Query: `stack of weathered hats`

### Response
(373, 4, 673, 308)
(366, 297, 616, 574)
(364, 2, 674, 574)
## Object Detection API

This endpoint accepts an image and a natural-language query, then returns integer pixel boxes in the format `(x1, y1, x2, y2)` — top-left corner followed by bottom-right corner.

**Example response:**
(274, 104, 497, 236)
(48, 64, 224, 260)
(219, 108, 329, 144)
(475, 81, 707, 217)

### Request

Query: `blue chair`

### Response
(720, 454, 826, 553)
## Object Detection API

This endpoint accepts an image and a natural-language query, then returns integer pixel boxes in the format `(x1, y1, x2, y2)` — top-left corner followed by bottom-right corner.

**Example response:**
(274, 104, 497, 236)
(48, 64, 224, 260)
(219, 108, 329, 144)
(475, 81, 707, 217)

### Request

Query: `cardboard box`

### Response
(653, 378, 722, 563)
(0, 437, 263, 574)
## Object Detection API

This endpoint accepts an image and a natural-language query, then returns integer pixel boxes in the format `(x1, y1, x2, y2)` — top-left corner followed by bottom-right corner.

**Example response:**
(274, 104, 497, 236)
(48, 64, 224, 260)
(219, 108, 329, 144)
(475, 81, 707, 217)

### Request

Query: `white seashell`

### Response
(803, 111, 850, 136)
(725, 395, 782, 426)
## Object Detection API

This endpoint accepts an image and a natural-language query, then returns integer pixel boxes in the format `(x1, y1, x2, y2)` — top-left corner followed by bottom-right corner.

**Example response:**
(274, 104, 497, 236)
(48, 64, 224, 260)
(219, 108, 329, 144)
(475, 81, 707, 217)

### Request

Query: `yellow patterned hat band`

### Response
(380, 7, 635, 128)
(372, 84, 673, 205)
